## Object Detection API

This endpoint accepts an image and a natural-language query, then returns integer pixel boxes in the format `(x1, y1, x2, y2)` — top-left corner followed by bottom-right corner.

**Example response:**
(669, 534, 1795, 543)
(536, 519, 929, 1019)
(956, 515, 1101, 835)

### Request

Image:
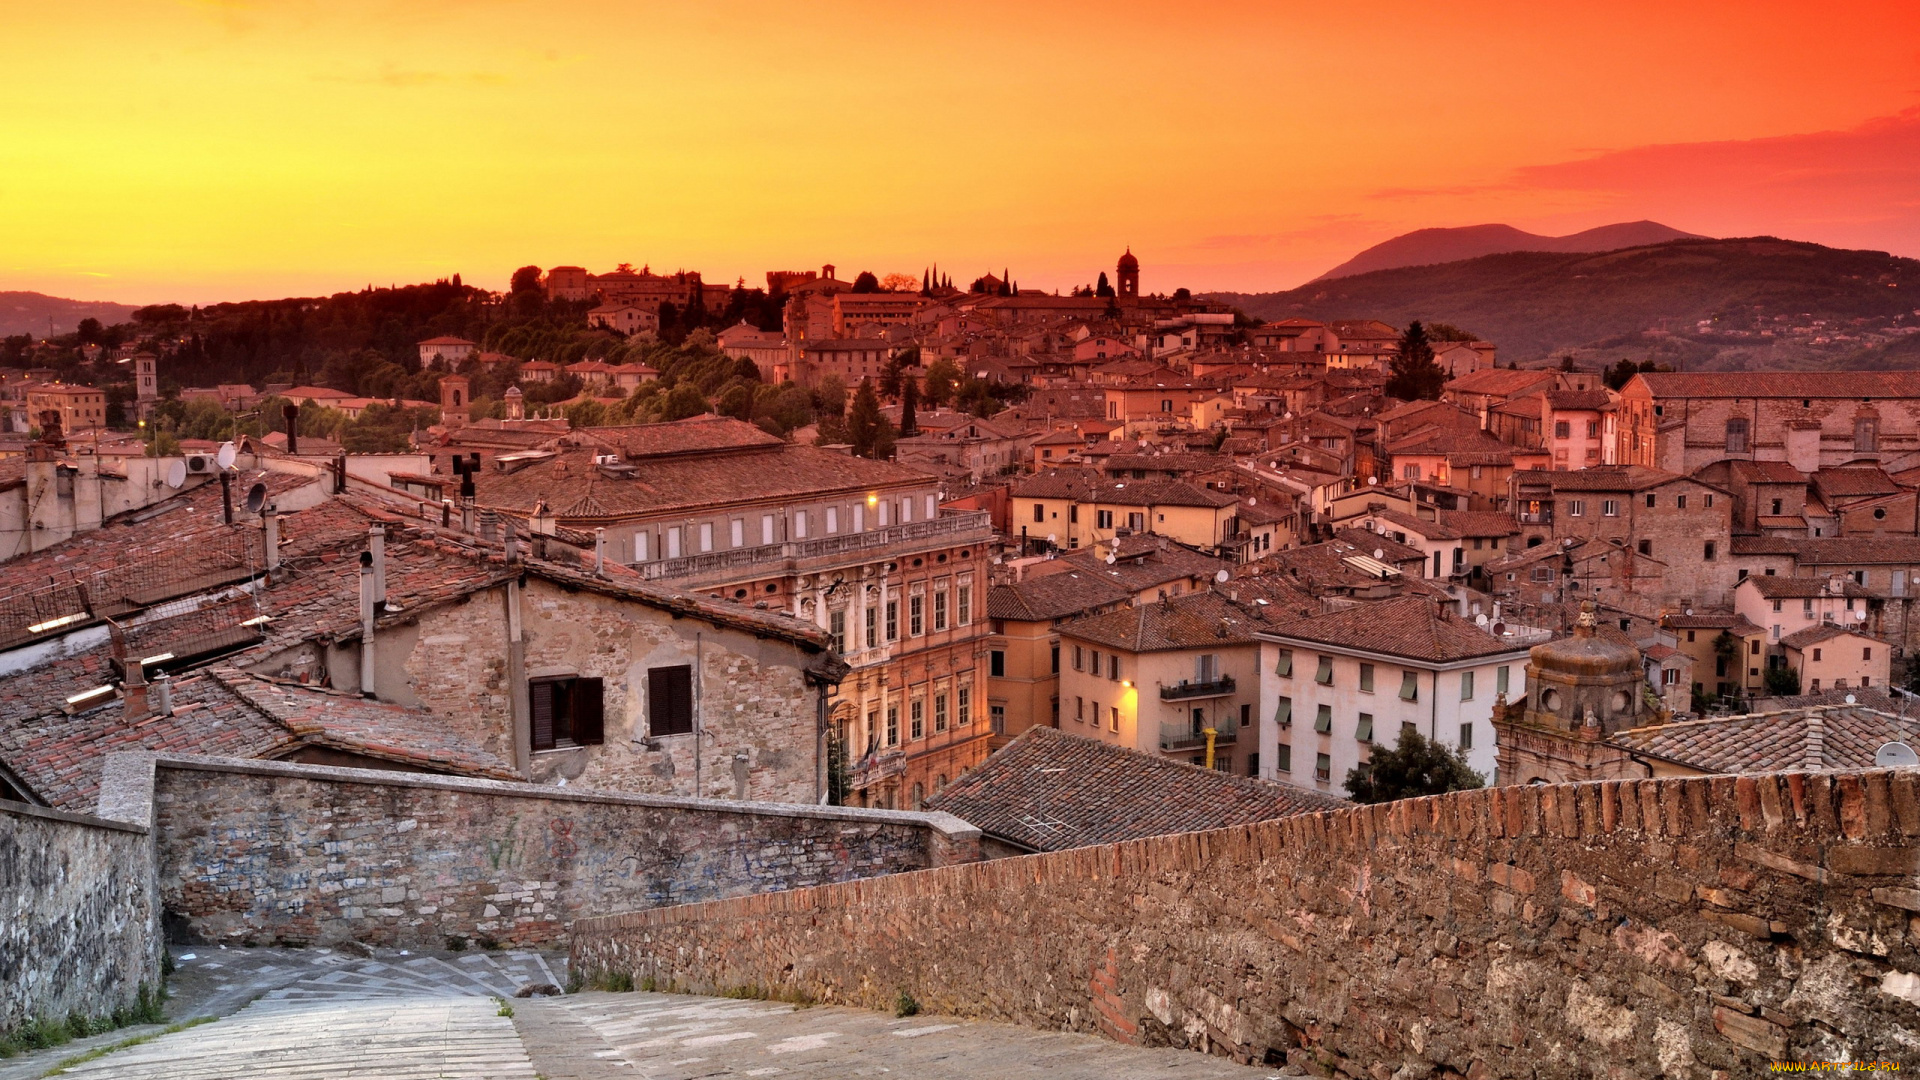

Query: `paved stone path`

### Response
(23, 948, 1279, 1080)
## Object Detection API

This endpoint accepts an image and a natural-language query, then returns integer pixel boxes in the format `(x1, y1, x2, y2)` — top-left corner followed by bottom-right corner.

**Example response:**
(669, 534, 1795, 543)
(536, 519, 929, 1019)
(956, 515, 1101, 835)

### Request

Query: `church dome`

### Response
(1529, 606, 1640, 677)
(1117, 248, 1139, 271)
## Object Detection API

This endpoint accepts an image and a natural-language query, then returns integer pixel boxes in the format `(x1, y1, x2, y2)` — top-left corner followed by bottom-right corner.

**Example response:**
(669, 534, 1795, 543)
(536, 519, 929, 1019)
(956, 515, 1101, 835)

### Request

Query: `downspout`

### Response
(693, 631, 705, 797)
(816, 678, 829, 804)
(358, 551, 376, 698)
(505, 524, 529, 777)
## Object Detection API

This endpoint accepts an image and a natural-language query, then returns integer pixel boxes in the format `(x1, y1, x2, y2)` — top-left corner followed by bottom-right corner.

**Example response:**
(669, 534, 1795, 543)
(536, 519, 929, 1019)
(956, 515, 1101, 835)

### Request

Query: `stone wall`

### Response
(572, 769, 1920, 1077)
(146, 754, 979, 949)
(0, 798, 160, 1037)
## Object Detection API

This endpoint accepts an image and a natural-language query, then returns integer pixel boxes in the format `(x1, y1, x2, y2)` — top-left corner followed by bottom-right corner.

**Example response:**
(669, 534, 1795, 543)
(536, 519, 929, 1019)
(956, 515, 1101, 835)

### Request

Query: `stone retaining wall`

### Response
(141, 754, 979, 949)
(0, 798, 160, 1038)
(571, 769, 1920, 1077)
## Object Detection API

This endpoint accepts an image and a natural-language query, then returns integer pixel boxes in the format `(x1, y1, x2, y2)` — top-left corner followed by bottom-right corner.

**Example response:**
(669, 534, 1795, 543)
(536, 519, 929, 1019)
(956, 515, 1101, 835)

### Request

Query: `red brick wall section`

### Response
(570, 770, 1920, 1076)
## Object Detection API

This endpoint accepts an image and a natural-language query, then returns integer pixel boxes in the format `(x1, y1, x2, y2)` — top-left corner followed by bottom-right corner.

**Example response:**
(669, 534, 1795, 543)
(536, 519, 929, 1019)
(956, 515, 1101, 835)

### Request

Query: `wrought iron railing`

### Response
(638, 511, 992, 581)
(1159, 676, 1236, 701)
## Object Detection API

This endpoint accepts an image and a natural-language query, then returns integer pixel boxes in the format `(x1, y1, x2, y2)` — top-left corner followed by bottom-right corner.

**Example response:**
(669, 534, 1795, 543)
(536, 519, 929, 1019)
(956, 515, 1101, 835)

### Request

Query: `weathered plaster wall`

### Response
(0, 799, 160, 1037)
(573, 769, 1920, 1077)
(148, 755, 979, 950)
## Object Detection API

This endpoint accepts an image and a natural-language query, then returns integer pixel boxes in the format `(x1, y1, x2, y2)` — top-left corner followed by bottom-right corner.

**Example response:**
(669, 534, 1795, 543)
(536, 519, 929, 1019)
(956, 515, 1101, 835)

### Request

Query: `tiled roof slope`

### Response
(1637, 371, 1920, 399)
(1058, 585, 1319, 652)
(924, 726, 1346, 853)
(1609, 706, 1912, 773)
(214, 669, 517, 780)
(1264, 596, 1527, 663)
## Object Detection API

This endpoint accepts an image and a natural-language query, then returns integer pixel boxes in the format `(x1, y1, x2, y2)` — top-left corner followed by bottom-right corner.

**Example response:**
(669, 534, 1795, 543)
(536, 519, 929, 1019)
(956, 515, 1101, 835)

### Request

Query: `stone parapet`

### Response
(571, 769, 1920, 1075)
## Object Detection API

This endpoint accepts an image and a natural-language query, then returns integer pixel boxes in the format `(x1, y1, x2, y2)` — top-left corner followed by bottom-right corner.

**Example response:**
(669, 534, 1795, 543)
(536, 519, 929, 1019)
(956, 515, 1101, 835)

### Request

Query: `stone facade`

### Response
(0, 800, 160, 1038)
(147, 755, 978, 950)
(573, 769, 1920, 1077)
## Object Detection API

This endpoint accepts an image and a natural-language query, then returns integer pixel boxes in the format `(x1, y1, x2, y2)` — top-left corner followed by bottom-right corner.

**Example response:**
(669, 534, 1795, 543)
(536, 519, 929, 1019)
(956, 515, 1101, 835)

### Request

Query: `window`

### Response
(1315, 655, 1334, 685)
(1033, 503, 1045, 523)
(1662, 667, 1680, 686)
(1356, 713, 1374, 742)
(1459, 722, 1474, 750)
(865, 606, 878, 649)
(958, 685, 972, 725)
(1399, 670, 1419, 702)
(1274, 696, 1292, 727)
(1645, 494, 1656, 509)
(829, 609, 847, 654)
(1497, 666, 1510, 695)
(989, 650, 1005, 677)
(1554, 421, 1570, 439)
(642, 666, 691, 738)
(900, 498, 912, 524)
(794, 511, 808, 539)
(1403, 464, 1421, 480)
(730, 518, 745, 547)
(1275, 649, 1293, 677)
(1109, 706, 1119, 732)
(634, 531, 650, 562)
(910, 699, 924, 740)
(886, 599, 899, 641)
(1704, 541, 1716, 561)
(1856, 415, 1879, 453)
(1460, 671, 1475, 701)
(935, 693, 948, 731)
(1530, 565, 1553, 583)
(532, 675, 607, 749)
(926, 495, 937, 521)
(1637, 539, 1652, 557)
(886, 704, 899, 746)
(1276, 743, 1292, 773)
(1771, 499, 1783, 516)
(825, 507, 839, 534)
(1097, 509, 1114, 529)
(1865, 647, 1874, 661)
(1314, 703, 1332, 734)
(1240, 703, 1252, 729)
(666, 526, 683, 559)
(1109, 655, 1121, 682)
(1247, 753, 1259, 778)
(1725, 417, 1749, 455)
(1050, 645, 1060, 674)
(1675, 494, 1687, 510)
(1315, 753, 1331, 782)
(1602, 500, 1619, 517)
(909, 594, 924, 636)
(957, 584, 972, 626)
(1090, 650, 1101, 676)
(1075, 696, 1084, 721)
(933, 589, 949, 632)
(1073, 645, 1084, 671)
(699, 522, 714, 552)
(1358, 663, 1374, 693)
(1586, 420, 1599, 438)
(1772, 599, 1783, 613)
(1567, 499, 1585, 517)
(762, 514, 776, 544)
(854, 503, 865, 531)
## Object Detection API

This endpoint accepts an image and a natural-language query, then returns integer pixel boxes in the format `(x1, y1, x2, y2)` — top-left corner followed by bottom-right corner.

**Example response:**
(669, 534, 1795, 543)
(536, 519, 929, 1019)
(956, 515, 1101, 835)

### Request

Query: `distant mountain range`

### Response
(1313, 221, 1706, 281)
(0, 292, 140, 338)
(1208, 237, 1920, 368)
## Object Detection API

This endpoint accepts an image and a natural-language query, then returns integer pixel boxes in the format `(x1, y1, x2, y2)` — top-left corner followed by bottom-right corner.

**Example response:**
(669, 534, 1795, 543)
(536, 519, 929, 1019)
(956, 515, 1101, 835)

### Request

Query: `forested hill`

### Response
(1207, 238, 1920, 369)
(0, 292, 139, 337)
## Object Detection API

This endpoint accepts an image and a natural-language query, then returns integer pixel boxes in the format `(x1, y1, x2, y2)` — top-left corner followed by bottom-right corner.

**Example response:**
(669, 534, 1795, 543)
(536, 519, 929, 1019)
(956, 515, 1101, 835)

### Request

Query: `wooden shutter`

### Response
(648, 665, 693, 736)
(530, 680, 556, 751)
(572, 677, 604, 746)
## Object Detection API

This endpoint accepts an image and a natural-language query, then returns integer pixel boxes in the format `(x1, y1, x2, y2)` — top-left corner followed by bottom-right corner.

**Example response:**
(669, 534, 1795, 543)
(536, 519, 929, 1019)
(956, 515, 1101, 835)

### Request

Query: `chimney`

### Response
(369, 525, 387, 610)
(594, 527, 606, 576)
(283, 402, 300, 454)
(122, 653, 149, 721)
(504, 518, 520, 565)
(334, 453, 347, 494)
(151, 671, 173, 717)
(359, 550, 377, 698)
(263, 502, 280, 574)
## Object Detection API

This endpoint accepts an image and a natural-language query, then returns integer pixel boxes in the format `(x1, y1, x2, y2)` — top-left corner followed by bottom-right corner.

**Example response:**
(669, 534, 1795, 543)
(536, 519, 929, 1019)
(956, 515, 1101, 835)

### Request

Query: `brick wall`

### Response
(146, 754, 979, 950)
(0, 799, 160, 1038)
(573, 769, 1920, 1075)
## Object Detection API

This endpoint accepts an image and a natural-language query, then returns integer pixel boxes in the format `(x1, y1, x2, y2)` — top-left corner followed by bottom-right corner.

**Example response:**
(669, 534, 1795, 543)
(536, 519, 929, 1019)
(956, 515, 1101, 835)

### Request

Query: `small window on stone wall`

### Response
(645, 665, 694, 737)
(532, 675, 605, 750)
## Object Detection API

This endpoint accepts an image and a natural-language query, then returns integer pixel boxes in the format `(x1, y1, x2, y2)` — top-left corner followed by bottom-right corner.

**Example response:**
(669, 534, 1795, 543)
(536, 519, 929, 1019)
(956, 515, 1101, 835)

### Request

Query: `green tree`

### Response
(1095, 272, 1113, 298)
(921, 358, 959, 409)
(851, 271, 881, 293)
(1343, 728, 1484, 803)
(846, 380, 895, 459)
(658, 383, 710, 421)
(509, 266, 543, 294)
(899, 378, 919, 437)
(880, 357, 906, 401)
(1425, 322, 1479, 342)
(1763, 665, 1802, 696)
(1384, 320, 1444, 401)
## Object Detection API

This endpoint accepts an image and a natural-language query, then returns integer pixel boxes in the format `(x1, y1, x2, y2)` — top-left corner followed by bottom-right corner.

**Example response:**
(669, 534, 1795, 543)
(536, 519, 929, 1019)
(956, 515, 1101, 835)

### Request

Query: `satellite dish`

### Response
(1105, 553, 1117, 565)
(1856, 609, 1868, 621)
(1475, 613, 1489, 626)
(164, 460, 186, 489)
(1845, 693, 1858, 705)
(1046, 533, 1057, 544)
(244, 482, 268, 515)
(215, 442, 237, 470)
(1367, 476, 1378, 486)
(1685, 608, 1694, 616)
(1373, 548, 1384, 559)
(1215, 569, 1230, 584)
(1875, 742, 1920, 768)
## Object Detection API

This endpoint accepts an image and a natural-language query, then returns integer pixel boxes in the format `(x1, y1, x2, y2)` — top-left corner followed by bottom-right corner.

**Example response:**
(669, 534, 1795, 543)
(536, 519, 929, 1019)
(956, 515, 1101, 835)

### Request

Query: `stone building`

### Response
(1492, 603, 1651, 784)
(1508, 465, 1739, 611)
(1619, 370, 1920, 474)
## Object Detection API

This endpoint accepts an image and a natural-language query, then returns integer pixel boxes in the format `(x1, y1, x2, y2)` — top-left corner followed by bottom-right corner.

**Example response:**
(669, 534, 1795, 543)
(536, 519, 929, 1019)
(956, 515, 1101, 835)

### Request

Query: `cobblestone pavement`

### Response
(26, 949, 1278, 1080)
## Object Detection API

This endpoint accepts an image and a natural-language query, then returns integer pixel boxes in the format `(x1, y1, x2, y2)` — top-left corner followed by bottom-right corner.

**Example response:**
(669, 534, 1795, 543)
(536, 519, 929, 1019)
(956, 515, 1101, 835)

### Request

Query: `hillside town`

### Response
(4, 251, 1918, 1076)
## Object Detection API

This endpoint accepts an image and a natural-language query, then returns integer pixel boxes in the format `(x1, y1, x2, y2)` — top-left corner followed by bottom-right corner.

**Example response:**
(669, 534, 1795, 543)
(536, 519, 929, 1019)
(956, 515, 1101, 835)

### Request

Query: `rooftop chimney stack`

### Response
(358, 550, 377, 699)
(594, 527, 606, 576)
(504, 518, 520, 565)
(151, 671, 173, 717)
(369, 525, 387, 610)
(263, 502, 280, 574)
(122, 653, 149, 721)
(283, 403, 299, 455)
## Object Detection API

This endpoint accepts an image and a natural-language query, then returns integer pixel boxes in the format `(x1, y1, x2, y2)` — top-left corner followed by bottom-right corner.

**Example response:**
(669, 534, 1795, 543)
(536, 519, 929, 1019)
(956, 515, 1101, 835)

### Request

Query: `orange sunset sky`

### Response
(3, 0, 1918, 305)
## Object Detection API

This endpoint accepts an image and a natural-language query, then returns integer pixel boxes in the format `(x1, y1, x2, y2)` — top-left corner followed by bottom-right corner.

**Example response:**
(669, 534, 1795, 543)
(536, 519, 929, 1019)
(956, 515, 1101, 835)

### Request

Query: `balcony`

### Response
(849, 749, 906, 789)
(1159, 676, 1236, 701)
(1159, 723, 1238, 752)
(638, 510, 993, 583)
(1516, 510, 1553, 525)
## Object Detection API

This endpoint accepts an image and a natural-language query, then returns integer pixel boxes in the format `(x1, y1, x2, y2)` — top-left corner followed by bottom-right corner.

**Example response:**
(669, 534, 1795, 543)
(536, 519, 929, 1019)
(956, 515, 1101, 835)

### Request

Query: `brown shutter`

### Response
(573, 677, 604, 746)
(530, 680, 555, 751)
(648, 665, 693, 736)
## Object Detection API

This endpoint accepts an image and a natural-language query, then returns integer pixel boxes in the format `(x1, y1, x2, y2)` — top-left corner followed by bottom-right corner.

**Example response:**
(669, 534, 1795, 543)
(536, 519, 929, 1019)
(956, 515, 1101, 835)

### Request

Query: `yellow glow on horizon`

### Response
(2, 1, 1916, 305)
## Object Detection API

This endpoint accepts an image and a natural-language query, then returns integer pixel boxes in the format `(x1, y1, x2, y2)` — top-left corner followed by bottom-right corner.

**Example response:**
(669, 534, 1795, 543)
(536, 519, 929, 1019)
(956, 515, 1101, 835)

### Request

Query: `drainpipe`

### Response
(358, 550, 377, 698)
(693, 631, 704, 797)
(506, 573, 530, 777)
(368, 525, 387, 611)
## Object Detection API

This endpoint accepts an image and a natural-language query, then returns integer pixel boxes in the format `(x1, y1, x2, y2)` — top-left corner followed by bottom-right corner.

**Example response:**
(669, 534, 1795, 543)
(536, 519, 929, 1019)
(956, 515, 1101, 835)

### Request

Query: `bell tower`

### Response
(440, 374, 470, 429)
(1116, 248, 1140, 299)
(1493, 602, 1652, 785)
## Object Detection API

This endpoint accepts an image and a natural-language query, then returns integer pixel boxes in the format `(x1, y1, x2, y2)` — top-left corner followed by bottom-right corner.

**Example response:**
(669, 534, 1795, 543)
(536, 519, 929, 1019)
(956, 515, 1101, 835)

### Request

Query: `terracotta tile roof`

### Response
(1513, 465, 1686, 492)
(1738, 575, 1877, 600)
(1724, 460, 1808, 485)
(1010, 469, 1239, 509)
(1386, 429, 1523, 464)
(1058, 586, 1317, 653)
(1262, 596, 1527, 663)
(1544, 389, 1615, 411)
(1811, 467, 1900, 499)
(1637, 371, 1920, 399)
(1444, 368, 1556, 396)
(923, 726, 1345, 853)
(575, 417, 785, 459)
(988, 574, 1130, 622)
(1779, 622, 1883, 650)
(1608, 706, 1911, 773)
(1663, 612, 1766, 635)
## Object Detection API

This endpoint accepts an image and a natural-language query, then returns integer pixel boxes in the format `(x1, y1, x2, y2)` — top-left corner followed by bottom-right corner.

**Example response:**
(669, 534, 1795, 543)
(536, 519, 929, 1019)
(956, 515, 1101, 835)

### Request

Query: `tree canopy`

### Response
(1384, 320, 1445, 401)
(1343, 729, 1484, 803)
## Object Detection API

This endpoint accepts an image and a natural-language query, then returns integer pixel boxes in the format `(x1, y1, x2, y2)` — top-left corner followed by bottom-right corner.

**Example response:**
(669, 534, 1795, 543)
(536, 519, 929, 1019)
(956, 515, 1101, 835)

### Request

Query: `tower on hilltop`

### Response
(1116, 248, 1139, 299)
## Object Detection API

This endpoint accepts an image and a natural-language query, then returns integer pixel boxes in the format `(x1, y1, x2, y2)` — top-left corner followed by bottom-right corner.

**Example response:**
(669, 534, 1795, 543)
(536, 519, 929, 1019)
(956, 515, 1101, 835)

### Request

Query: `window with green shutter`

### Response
(1460, 671, 1475, 701)
(1315, 656, 1333, 685)
(1274, 649, 1293, 677)
(1314, 703, 1332, 734)
(1274, 696, 1292, 727)
(1356, 713, 1373, 742)
(1399, 670, 1419, 701)
(1276, 743, 1291, 772)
